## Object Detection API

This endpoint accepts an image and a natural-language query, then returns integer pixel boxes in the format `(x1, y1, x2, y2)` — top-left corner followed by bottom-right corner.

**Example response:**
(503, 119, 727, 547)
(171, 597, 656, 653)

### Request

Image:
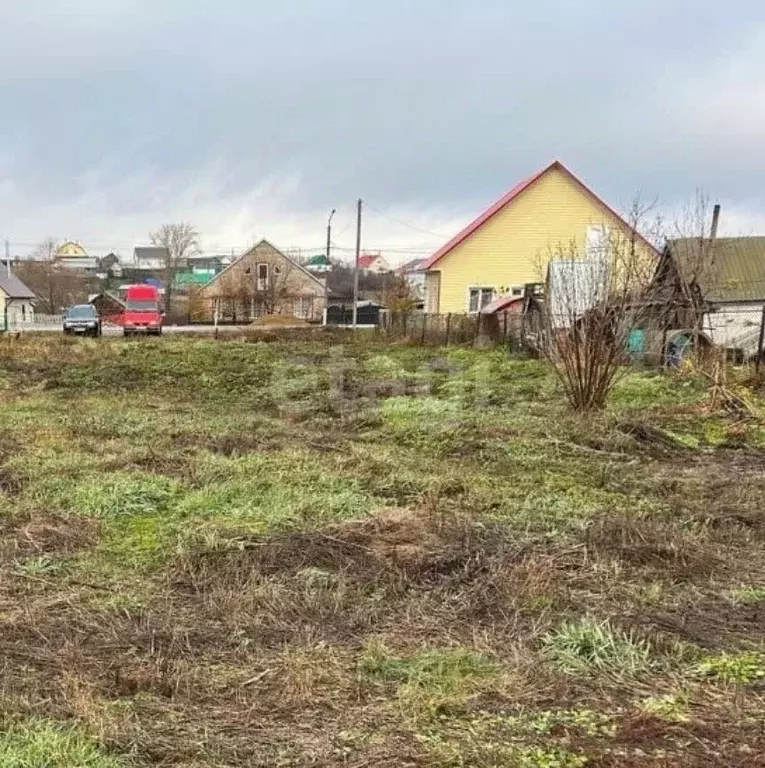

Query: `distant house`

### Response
(649, 236, 765, 356)
(56, 241, 99, 271)
(305, 254, 331, 274)
(396, 257, 428, 308)
(133, 247, 170, 271)
(174, 255, 225, 292)
(359, 253, 392, 274)
(198, 240, 327, 322)
(0, 271, 36, 327)
(424, 160, 658, 314)
(187, 254, 224, 277)
(98, 253, 122, 278)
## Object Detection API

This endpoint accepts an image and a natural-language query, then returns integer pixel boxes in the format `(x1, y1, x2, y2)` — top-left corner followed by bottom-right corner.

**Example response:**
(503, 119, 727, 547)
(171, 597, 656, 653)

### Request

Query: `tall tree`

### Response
(149, 223, 200, 310)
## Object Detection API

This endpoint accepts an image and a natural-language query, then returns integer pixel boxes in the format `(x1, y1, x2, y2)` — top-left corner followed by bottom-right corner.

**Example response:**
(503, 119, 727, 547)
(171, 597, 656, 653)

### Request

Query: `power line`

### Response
(363, 201, 447, 238)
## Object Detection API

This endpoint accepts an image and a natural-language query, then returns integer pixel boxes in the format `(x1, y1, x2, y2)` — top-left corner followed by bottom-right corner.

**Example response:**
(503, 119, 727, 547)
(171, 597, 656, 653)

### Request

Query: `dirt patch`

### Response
(178, 431, 279, 456)
(0, 512, 100, 562)
(175, 508, 513, 588)
(0, 467, 23, 496)
(632, 594, 765, 650)
(129, 453, 190, 478)
(649, 454, 765, 540)
(252, 314, 310, 327)
(583, 513, 720, 579)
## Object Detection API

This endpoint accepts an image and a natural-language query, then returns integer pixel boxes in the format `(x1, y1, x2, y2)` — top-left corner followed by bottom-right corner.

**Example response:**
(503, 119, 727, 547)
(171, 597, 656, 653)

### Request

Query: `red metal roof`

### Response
(425, 160, 660, 270)
(358, 254, 379, 269)
(480, 294, 525, 315)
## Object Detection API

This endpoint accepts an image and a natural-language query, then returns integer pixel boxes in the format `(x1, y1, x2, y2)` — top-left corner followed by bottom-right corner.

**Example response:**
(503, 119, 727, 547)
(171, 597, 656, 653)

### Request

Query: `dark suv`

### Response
(63, 304, 102, 337)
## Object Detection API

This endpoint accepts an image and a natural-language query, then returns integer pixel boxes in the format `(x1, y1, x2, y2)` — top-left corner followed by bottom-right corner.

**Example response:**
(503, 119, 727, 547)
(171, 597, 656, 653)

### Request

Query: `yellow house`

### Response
(424, 160, 659, 314)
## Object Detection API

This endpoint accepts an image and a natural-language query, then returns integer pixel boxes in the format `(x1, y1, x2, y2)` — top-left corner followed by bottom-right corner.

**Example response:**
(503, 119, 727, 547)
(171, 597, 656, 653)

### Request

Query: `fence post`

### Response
(503, 311, 508, 344)
(421, 313, 427, 345)
(475, 313, 481, 342)
(757, 307, 765, 373)
(445, 313, 451, 346)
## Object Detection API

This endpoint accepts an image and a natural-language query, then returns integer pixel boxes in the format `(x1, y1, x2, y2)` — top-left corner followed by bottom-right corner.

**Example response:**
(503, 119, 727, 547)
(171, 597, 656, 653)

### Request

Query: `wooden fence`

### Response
(379, 311, 529, 347)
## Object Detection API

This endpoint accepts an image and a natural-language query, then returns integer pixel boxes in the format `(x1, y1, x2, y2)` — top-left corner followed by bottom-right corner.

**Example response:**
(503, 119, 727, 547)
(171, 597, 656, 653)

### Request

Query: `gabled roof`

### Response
(0, 271, 36, 300)
(425, 160, 660, 270)
(201, 239, 325, 291)
(397, 257, 428, 273)
(358, 254, 380, 269)
(668, 237, 765, 303)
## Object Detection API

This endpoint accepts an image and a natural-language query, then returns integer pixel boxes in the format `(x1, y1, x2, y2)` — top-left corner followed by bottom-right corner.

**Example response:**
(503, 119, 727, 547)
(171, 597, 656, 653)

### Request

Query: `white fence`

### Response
(6, 314, 64, 332)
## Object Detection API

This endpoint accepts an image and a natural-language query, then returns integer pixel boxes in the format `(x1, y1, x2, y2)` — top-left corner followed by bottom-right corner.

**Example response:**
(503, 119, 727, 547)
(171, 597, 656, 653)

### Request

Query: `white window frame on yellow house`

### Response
(467, 286, 495, 314)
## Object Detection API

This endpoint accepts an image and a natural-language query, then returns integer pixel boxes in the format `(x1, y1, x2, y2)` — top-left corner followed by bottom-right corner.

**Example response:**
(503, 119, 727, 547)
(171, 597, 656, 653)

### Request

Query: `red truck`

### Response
(123, 284, 163, 336)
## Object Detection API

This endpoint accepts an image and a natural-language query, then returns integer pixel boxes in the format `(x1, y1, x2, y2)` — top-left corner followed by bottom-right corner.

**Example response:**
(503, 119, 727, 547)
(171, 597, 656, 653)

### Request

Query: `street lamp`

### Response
(325, 209, 336, 322)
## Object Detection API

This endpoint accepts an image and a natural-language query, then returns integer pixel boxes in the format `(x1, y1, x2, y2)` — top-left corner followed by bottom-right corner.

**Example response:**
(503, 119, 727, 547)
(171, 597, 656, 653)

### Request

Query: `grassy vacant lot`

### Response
(0, 333, 764, 767)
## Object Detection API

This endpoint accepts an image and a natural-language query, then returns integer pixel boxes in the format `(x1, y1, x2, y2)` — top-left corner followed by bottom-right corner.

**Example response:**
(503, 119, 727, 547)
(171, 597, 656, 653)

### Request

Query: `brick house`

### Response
(198, 240, 326, 322)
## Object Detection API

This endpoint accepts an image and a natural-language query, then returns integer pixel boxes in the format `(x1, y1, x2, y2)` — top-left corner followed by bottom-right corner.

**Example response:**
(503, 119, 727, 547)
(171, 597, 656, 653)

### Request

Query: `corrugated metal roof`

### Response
(0, 271, 36, 299)
(669, 237, 765, 303)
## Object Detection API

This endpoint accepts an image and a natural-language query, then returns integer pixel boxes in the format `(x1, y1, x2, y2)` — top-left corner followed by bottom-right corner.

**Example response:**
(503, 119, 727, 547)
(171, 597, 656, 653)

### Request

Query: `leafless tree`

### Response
(149, 223, 200, 311)
(14, 238, 89, 312)
(535, 199, 664, 410)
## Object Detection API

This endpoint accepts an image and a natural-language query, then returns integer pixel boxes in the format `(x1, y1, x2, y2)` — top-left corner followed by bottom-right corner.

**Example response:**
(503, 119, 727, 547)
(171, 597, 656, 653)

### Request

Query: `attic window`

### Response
(274, 266, 282, 276)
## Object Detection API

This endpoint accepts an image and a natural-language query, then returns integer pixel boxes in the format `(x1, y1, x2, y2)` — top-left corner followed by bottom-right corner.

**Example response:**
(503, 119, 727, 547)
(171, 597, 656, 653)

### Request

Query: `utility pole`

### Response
(5, 240, 10, 279)
(325, 209, 336, 325)
(352, 199, 362, 327)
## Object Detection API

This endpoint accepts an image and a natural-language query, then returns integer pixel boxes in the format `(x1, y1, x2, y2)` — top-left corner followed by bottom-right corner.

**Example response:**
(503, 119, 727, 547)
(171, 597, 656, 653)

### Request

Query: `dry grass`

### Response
(0, 335, 764, 765)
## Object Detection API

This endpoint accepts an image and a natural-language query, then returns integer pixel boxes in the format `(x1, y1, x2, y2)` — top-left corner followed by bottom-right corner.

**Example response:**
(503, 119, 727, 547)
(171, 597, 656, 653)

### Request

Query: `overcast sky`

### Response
(2, 1, 765, 262)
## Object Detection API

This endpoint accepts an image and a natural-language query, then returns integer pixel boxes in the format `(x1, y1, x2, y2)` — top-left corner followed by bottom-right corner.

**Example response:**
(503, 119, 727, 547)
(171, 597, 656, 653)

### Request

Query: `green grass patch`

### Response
(359, 641, 500, 717)
(696, 651, 765, 685)
(542, 617, 656, 677)
(0, 718, 126, 767)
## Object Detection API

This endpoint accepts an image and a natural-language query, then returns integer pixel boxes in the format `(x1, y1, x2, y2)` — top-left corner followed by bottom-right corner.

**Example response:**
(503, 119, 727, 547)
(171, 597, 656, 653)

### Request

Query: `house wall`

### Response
(425, 272, 441, 313)
(3, 298, 35, 326)
(428, 166, 655, 314)
(404, 271, 426, 300)
(199, 241, 326, 321)
(705, 302, 765, 353)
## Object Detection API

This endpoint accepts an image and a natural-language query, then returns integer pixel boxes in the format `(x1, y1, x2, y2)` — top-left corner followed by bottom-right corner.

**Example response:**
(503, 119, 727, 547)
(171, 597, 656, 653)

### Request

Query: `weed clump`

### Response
(542, 617, 656, 677)
(696, 651, 765, 685)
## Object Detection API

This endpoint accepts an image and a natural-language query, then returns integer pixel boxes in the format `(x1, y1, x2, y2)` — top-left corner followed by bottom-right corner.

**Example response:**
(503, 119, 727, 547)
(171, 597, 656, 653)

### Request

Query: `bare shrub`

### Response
(537, 200, 662, 410)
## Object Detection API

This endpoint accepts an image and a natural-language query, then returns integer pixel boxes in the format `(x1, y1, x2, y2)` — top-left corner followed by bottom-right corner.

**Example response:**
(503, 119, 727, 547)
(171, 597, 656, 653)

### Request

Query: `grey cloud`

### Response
(1, 0, 764, 249)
